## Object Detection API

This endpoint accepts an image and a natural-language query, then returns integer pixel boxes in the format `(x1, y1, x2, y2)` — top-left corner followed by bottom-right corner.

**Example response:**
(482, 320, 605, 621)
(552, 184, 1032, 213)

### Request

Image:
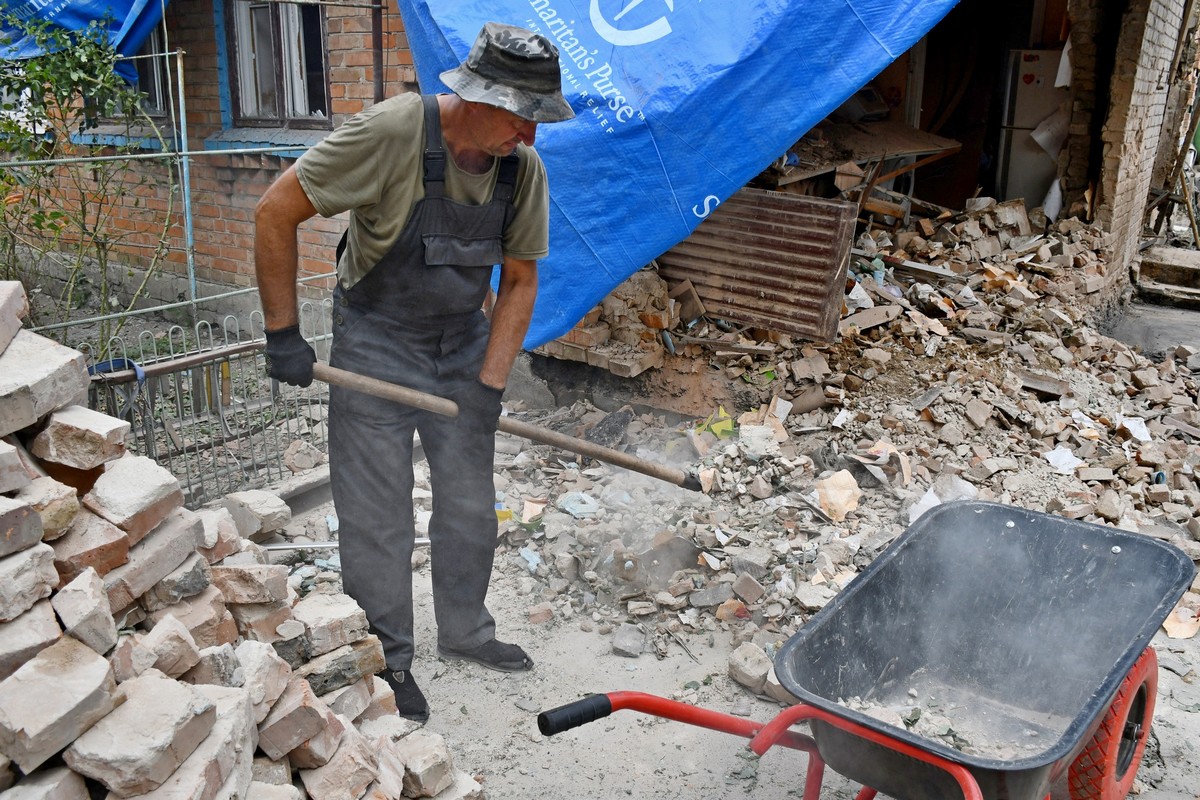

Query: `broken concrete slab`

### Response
(0, 542, 59, 622)
(0, 600, 60, 682)
(0, 330, 89, 438)
(51, 567, 117, 655)
(83, 456, 184, 545)
(30, 405, 130, 471)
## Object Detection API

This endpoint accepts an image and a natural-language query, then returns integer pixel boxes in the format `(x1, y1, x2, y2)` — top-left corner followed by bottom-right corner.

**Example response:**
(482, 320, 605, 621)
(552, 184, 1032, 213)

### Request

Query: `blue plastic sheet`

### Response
(397, 0, 959, 348)
(1, 0, 165, 83)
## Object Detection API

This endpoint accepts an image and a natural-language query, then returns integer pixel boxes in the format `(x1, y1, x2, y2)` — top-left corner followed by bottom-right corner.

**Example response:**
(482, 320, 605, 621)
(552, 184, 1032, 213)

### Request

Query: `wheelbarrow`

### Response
(538, 501, 1196, 800)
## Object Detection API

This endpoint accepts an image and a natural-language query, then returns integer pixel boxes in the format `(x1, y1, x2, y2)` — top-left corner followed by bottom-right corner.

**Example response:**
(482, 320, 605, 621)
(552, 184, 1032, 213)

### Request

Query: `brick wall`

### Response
(73, 0, 416, 308)
(1064, 0, 1197, 310)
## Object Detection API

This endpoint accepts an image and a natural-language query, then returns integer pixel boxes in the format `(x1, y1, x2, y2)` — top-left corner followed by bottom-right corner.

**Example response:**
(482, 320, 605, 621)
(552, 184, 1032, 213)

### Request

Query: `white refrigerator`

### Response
(996, 49, 1069, 209)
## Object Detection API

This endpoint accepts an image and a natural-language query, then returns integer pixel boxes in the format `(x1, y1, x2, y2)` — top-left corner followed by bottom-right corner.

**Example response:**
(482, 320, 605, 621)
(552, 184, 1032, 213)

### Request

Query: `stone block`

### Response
(0, 330, 89, 438)
(319, 678, 371, 722)
(297, 721, 375, 800)
(290, 594, 369, 659)
(180, 644, 244, 689)
(141, 615, 202, 678)
(355, 676, 398, 723)
(295, 636, 386, 697)
(50, 510, 129, 586)
(0, 637, 117, 772)
(257, 678, 332, 762)
(141, 553, 212, 613)
(210, 564, 289, 605)
(30, 406, 130, 470)
(0, 498, 44, 558)
(103, 508, 205, 611)
(0, 543, 58, 622)
(51, 567, 117, 655)
(14, 477, 80, 541)
(0, 600, 60, 681)
(83, 457, 183, 545)
(64, 670, 216, 797)
(222, 492, 291, 543)
(0, 439, 30, 494)
(234, 640, 291, 724)
(146, 585, 238, 651)
(108, 632, 158, 682)
(0, 281, 28, 356)
(0, 765, 89, 800)
(115, 684, 256, 800)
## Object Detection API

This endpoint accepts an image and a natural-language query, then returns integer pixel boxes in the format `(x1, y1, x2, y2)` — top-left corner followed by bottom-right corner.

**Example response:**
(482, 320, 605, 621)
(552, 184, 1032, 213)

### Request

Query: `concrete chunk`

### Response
(297, 721, 375, 800)
(103, 508, 205, 611)
(14, 477, 80, 541)
(290, 594, 369, 659)
(51, 567, 117, 655)
(228, 601, 295, 645)
(30, 406, 130, 470)
(0, 330, 89, 438)
(194, 508, 241, 565)
(114, 684, 256, 800)
(83, 457, 183, 544)
(287, 707, 343, 770)
(51, 510, 130, 586)
(65, 670, 217, 797)
(0, 542, 59, 622)
(0, 439, 31, 494)
(0, 498, 44, 558)
(0, 600, 61, 681)
(141, 553, 212, 613)
(728, 642, 771, 695)
(179, 644, 244, 689)
(319, 678, 371, 722)
(0, 765, 89, 800)
(0, 637, 117, 772)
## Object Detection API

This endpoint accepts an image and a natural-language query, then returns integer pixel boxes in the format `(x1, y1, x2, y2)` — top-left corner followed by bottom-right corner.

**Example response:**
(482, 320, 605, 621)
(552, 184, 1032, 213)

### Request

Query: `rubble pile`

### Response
(0, 281, 481, 800)
(479, 202, 1200, 706)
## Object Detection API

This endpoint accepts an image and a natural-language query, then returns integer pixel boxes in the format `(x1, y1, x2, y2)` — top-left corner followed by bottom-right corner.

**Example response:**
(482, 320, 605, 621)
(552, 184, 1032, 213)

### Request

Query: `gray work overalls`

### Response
(328, 95, 519, 671)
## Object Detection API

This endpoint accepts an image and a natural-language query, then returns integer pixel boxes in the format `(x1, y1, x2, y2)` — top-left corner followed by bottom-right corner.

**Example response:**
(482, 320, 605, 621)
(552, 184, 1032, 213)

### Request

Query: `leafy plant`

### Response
(0, 12, 176, 352)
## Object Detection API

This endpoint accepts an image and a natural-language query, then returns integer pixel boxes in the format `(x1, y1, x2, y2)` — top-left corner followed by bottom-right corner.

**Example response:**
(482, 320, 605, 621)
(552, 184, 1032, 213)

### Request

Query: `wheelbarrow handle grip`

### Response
(538, 694, 613, 736)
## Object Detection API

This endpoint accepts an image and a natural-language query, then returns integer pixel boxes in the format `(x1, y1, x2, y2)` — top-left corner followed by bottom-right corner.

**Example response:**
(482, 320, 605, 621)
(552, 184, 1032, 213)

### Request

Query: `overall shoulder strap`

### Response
(421, 95, 446, 198)
(492, 153, 520, 204)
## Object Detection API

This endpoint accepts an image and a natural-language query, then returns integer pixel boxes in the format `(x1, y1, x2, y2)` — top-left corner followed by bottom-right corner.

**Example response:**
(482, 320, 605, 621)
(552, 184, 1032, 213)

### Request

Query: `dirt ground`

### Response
(289, 488, 1200, 800)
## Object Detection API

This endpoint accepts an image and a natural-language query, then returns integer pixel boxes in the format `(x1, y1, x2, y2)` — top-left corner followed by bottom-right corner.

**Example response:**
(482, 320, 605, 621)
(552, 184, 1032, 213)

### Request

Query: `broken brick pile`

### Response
(0, 281, 482, 800)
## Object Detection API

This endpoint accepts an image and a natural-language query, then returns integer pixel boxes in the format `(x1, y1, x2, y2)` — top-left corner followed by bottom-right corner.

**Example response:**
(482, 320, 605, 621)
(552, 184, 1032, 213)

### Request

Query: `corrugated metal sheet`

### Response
(656, 188, 856, 342)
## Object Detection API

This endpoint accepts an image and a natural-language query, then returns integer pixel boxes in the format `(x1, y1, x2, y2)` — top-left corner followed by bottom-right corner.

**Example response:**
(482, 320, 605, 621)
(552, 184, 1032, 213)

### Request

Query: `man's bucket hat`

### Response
(440, 23, 575, 123)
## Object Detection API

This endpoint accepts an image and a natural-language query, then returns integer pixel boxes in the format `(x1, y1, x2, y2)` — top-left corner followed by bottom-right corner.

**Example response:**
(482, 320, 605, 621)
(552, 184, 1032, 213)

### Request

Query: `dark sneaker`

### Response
(380, 669, 429, 723)
(437, 639, 534, 673)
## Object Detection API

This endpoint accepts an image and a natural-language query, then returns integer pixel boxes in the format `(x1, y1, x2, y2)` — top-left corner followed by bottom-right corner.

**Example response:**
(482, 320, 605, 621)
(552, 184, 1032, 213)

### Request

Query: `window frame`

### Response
(226, 0, 332, 130)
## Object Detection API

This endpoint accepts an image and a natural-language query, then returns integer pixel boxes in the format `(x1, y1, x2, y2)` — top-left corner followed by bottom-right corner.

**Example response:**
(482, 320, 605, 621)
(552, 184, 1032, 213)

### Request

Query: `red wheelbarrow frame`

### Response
(538, 690, 988, 800)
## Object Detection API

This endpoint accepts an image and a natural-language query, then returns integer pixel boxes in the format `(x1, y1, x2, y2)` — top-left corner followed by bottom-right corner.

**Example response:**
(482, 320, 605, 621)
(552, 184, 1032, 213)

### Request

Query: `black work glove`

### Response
(264, 325, 316, 388)
(455, 379, 504, 436)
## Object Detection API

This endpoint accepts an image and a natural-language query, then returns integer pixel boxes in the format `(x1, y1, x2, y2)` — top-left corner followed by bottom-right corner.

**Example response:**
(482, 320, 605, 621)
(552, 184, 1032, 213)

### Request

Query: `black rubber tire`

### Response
(1067, 646, 1158, 800)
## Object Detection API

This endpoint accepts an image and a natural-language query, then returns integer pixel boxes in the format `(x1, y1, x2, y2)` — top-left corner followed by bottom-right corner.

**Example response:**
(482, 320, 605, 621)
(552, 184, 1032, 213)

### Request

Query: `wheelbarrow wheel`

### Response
(1067, 646, 1158, 800)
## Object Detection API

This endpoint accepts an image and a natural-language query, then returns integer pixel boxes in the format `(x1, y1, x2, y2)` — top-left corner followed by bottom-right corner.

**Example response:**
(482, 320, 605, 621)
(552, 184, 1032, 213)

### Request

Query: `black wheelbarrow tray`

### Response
(539, 501, 1197, 800)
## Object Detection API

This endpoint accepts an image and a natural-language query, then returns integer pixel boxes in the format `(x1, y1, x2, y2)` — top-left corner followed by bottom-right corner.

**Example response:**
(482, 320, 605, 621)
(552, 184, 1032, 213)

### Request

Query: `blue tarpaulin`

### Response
(397, 0, 959, 348)
(1, 0, 165, 83)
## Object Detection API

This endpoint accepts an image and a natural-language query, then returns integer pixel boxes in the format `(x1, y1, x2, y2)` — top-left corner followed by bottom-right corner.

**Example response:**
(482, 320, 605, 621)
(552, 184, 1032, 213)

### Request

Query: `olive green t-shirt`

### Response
(295, 93, 550, 289)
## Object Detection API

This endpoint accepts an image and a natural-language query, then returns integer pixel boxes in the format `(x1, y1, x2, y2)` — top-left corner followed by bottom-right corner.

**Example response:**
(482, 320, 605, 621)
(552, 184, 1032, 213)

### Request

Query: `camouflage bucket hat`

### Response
(440, 23, 575, 123)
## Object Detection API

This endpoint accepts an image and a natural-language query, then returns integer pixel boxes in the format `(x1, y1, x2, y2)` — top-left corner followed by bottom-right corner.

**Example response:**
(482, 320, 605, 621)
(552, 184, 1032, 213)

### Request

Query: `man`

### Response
(253, 22, 574, 723)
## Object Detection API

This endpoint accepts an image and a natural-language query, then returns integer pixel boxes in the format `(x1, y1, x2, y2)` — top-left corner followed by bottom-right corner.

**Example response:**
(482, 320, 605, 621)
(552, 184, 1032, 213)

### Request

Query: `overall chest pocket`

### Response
(422, 233, 502, 268)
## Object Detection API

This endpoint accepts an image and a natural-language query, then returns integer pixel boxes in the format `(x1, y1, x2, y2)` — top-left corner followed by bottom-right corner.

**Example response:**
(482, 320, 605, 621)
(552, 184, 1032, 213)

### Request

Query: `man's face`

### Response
(471, 103, 538, 156)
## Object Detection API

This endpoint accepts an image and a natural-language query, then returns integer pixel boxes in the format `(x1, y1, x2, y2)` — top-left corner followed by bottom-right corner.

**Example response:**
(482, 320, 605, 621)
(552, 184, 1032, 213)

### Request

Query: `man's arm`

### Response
(478, 256, 537, 389)
(254, 165, 320, 330)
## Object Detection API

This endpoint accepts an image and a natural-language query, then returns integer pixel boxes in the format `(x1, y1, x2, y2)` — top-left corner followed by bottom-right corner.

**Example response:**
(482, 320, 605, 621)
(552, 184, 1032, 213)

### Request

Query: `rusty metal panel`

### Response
(656, 188, 856, 342)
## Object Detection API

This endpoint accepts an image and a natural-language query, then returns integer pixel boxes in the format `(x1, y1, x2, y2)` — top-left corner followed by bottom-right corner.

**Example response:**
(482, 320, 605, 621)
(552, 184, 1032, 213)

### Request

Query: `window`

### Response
(133, 27, 170, 118)
(230, 0, 330, 128)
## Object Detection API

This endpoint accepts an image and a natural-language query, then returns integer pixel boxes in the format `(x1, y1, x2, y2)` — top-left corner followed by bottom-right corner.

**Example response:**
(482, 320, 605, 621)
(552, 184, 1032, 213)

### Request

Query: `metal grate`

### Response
(656, 188, 857, 342)
(78, 300, 332, 508)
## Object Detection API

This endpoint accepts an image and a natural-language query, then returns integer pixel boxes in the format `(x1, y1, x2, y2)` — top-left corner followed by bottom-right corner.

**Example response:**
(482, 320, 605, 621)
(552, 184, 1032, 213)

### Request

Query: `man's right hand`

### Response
(264, 325, 316, 387)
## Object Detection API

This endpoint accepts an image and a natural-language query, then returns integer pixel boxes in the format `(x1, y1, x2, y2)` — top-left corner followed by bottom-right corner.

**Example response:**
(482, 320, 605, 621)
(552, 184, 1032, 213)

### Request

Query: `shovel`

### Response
(312, 362, 703, 492)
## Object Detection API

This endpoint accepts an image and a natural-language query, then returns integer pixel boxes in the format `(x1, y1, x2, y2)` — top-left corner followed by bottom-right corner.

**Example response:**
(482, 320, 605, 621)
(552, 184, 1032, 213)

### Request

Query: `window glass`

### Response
(232, 0, 328, 127)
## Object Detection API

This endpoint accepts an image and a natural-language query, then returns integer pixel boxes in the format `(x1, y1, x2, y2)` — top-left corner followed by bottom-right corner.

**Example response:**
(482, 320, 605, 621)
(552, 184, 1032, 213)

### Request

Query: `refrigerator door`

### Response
(997, 127, 1059, 209)
(1004, 49, 1068, 128)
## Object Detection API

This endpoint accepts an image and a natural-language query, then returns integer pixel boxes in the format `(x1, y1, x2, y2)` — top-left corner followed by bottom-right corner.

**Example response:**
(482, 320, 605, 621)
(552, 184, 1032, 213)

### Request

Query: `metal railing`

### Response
(74, 299, 332, 508)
